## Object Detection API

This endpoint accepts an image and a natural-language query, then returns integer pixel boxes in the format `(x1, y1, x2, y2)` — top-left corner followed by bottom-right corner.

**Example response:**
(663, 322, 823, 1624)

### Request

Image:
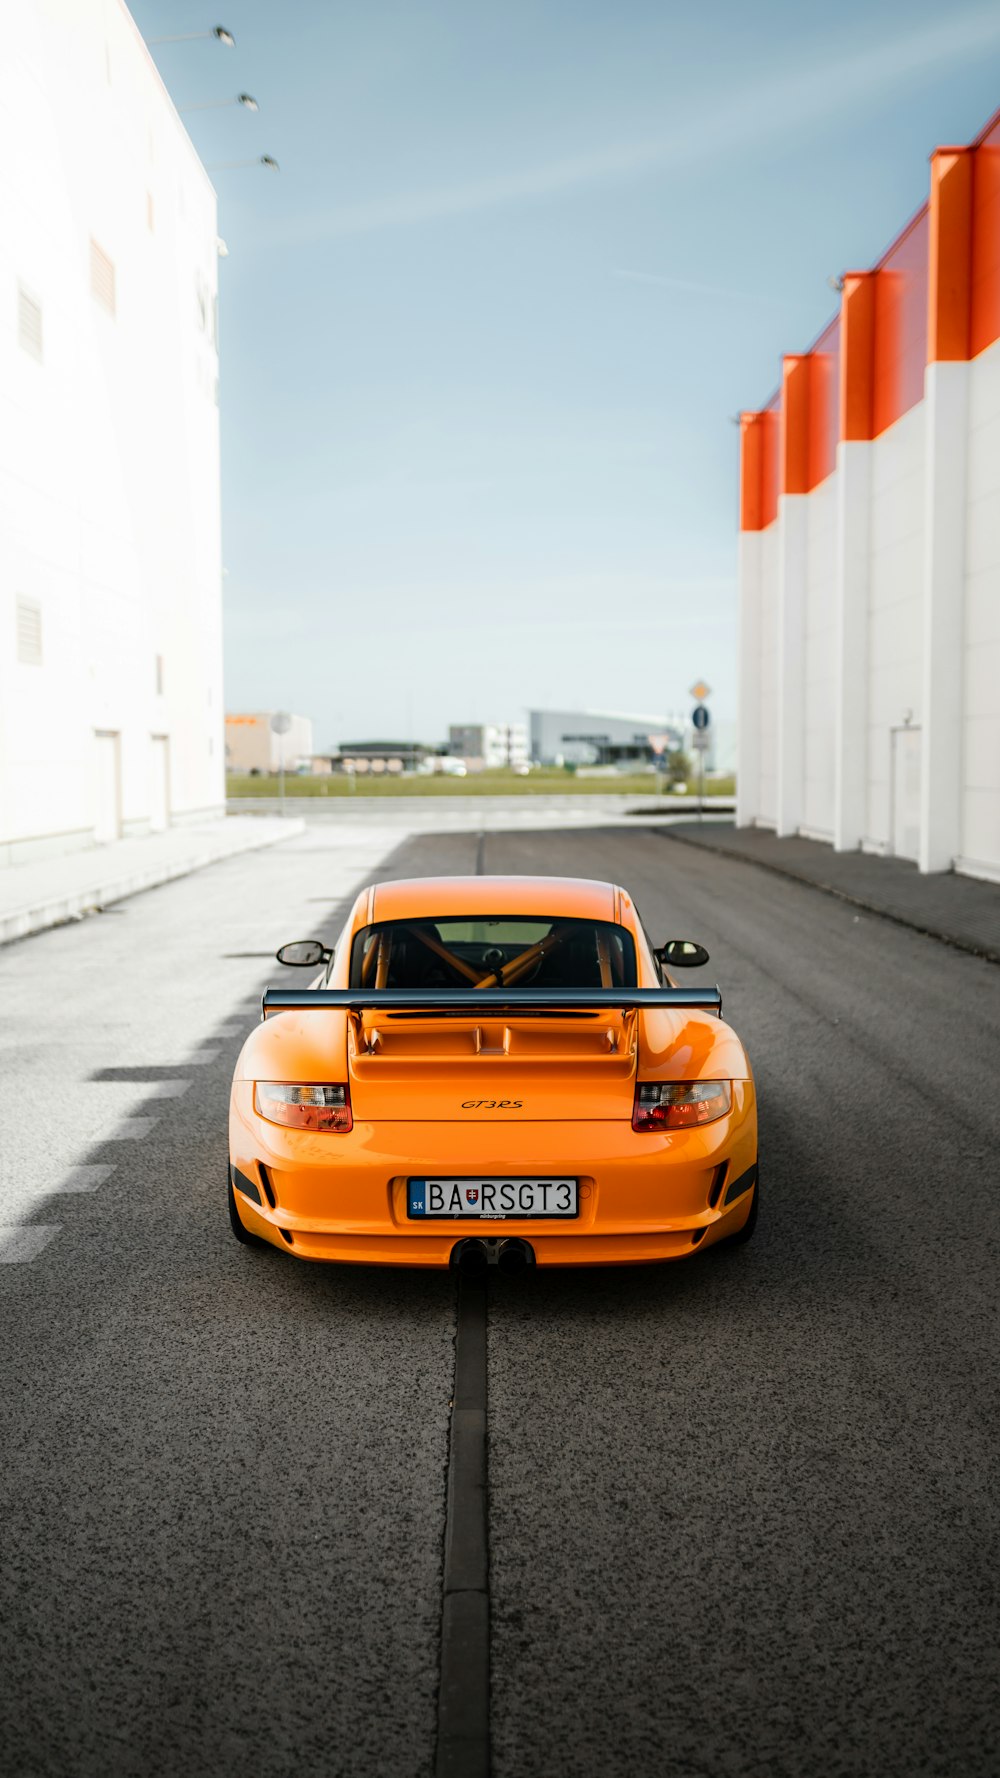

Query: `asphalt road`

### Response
(1, 824, 998, 1777)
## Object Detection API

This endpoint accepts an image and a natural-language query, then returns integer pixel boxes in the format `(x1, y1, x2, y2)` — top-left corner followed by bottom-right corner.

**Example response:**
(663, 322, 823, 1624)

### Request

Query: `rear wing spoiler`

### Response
(261, 986, 722, 1018)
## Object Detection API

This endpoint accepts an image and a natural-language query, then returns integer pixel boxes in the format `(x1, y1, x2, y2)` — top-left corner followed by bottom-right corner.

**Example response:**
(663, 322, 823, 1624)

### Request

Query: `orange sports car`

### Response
(227, 874, 758, 1271)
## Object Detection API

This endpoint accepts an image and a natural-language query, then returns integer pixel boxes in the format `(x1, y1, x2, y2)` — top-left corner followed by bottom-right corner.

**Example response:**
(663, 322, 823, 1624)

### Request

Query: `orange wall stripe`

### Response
(807, 319, 840, 488)
(971, 115, 1000, 357)
(872, 206, 928, 435)
(747, 103, 1000, 478)
(929, 147, 974, 362)
(780, 356, 810, 495)
(739, 412, 764, 531)
(759, 404, 780, 528)
(739, 407, 780, 531)
(839, 272, 876, 442)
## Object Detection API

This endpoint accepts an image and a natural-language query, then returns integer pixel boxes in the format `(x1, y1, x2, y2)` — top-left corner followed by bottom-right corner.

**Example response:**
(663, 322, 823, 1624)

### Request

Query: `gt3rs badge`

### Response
(461, 1099, 523, 1109)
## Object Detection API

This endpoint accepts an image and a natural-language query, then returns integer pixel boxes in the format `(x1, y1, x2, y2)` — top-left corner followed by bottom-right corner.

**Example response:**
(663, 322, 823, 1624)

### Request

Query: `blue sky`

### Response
(134, 0, 1000, 746)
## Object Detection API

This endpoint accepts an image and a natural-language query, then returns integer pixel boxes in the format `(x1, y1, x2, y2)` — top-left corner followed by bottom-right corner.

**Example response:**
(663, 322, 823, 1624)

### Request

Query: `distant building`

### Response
(447, 723, 529, 768)
(1, 0, 223, 864)
(333, 740, 428, 775)
(529, 709, 685, 768)
(225, 714, 314, 774)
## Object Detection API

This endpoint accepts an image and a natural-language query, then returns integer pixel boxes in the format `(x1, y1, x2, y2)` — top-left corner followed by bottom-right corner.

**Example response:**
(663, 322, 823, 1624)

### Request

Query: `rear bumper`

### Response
(229, 1082, 757, 1267)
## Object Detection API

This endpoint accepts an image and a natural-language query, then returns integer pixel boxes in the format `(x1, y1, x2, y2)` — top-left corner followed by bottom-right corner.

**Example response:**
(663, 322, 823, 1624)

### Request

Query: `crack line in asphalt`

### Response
(433, 821, 491, 1776)
(435, 1269, 490, 1778)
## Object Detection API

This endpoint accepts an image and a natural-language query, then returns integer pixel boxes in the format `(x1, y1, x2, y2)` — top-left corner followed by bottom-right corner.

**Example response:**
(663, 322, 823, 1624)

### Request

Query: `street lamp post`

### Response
(690, 683, 712, 824)
(271, 712, 292, 817)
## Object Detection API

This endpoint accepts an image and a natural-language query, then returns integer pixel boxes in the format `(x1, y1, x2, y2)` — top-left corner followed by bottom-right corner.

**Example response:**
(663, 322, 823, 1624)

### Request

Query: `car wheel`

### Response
(723, 1171, 759, 1246)
(228, 1173, 266, 1248)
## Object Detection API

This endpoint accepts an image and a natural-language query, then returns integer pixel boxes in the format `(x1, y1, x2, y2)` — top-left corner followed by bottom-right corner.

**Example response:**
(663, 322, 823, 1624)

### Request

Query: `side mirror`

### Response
(276, 939, 330, 967)
(654, 939, 710, 970)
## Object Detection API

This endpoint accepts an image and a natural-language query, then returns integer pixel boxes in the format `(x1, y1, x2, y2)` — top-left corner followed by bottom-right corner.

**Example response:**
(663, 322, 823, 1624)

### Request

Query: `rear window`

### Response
(349, 916, 636, 990)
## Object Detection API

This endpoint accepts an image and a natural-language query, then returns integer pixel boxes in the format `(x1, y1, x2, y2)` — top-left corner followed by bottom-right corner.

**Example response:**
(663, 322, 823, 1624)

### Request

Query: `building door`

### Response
(93, 731, 121, 844)
(149, 736, 170, 832)
(891, 727, 921, 863)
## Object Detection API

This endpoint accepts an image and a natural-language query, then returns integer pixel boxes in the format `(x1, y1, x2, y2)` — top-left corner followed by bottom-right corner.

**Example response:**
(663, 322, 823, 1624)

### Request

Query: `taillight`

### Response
(255, 1083, 353, 1132)
(632, 1080, 731, 1131)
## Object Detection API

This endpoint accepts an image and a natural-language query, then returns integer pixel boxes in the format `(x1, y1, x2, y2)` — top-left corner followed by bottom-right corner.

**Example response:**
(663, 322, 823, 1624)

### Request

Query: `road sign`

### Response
(692, 704, 710, 731)
(689, 680, 711, 701)
(691, 733, 710, 753)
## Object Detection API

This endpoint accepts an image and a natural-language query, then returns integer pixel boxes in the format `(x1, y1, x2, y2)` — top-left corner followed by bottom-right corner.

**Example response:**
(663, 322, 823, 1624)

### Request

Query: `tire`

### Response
(722, 1170, 759, 1246)
(228, 1172, 266, 1248)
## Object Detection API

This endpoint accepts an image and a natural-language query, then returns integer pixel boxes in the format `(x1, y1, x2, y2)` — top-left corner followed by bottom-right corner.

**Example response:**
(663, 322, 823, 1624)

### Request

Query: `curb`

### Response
(225, 796, 736, 816)
(658, 826, 1000, 967)
(0, 819, 306, 948)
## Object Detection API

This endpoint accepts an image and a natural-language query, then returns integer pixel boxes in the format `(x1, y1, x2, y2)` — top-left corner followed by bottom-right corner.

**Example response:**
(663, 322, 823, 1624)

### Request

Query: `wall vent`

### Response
(16, 599, 42, 666)
(18, 286, 43, 361)
(90, 239, 116, 314)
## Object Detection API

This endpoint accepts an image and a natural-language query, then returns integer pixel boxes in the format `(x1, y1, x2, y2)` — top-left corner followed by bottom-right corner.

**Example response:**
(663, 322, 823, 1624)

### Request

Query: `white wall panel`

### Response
(802, 475, 836, 837)
(0, 0, 224, 859)
(864, 405, 925, 851)
(756, 523, 779, 826)
(736, 532, 763, 826)
(960, 338, 1000, 877)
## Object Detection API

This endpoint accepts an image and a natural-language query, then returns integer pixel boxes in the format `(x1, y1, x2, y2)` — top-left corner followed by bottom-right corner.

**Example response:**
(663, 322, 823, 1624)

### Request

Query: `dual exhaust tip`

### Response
(452, 1236, 535, 1276)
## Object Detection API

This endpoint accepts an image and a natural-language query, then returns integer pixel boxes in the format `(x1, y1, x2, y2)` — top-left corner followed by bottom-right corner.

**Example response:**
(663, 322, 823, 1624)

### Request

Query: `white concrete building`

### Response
(447, 723, 529, 768)
(738, 109, 1000, 882)
(0, 0, 224, 866)
(529, 708, 684, 768)
(225, 714, 314, 775)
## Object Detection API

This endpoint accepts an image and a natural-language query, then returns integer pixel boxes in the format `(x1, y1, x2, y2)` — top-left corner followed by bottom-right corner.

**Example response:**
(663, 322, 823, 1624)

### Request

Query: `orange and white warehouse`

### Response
(737, 107, 1000, 882)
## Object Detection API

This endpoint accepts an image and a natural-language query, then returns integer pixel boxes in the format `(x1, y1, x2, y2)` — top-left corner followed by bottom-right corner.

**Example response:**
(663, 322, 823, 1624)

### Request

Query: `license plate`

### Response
(407, 1178, 578, 1219)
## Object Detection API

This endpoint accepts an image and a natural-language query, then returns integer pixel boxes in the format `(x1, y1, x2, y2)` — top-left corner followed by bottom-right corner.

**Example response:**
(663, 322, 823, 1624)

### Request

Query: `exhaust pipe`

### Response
(497, 1237, 534, 1276)
(453, 1237, 489, 1273)
(451, 1236, 536, 1273)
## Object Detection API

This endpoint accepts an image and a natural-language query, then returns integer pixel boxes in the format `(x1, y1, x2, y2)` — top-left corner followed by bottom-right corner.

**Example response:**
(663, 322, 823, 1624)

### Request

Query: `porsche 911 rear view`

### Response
(228, 874, 758, 1267)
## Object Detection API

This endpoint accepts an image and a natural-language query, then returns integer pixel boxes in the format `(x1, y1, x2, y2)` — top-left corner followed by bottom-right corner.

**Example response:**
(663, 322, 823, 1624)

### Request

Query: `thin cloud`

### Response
(271, 6, 1000, 244)
(613, 268, 767, 302)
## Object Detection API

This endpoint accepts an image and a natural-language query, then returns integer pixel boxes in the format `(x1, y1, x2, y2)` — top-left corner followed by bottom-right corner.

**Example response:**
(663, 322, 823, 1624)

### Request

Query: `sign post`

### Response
(689, 683, 711, 822)
(647, 732, 670, 798)
(271, 710, 292, 816)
